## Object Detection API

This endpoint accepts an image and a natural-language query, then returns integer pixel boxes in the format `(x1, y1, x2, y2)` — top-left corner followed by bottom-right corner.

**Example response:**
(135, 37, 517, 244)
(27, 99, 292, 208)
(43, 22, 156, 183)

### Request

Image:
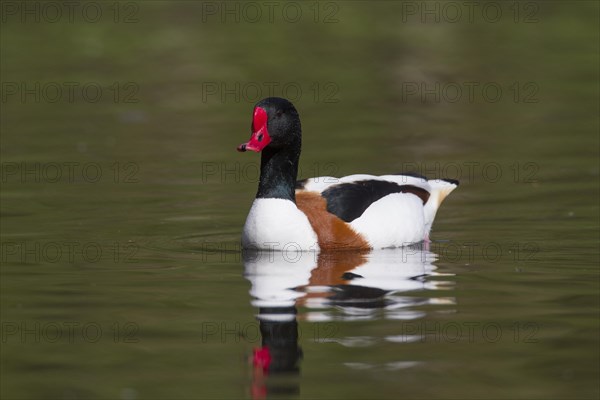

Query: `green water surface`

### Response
(1, 1, 599, 399)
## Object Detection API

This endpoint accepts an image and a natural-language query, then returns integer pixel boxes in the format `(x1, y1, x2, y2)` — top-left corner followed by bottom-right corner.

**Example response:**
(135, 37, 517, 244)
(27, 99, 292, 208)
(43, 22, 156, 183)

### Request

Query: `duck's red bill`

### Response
(237, 107, 271, 152)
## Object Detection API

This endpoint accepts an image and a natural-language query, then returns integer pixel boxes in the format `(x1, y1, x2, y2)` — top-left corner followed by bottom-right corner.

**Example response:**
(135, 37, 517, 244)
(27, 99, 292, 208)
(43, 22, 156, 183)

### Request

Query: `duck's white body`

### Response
(242, 198, 319, 251)
(349, 192, 425, 248)
(242, 174, 458, 251)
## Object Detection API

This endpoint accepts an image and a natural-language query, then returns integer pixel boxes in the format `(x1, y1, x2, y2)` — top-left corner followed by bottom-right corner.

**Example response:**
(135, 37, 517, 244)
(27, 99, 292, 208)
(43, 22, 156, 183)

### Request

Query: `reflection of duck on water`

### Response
(251, 308, 302, 399)
(244, 246, 440, 318)
(300, 247, 444, 320)
(246, 250, 313, 399)
(245, 247, 449, 398)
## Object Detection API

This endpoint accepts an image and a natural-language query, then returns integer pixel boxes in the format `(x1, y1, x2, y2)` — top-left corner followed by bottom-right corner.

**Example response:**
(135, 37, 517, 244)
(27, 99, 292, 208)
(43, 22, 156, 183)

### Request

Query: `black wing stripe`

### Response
(321, 180, 430, 223)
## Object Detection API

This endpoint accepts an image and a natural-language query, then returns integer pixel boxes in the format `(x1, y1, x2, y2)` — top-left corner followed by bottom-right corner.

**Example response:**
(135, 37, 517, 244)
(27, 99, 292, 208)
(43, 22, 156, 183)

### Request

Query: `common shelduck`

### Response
(237, 97, 458, 251)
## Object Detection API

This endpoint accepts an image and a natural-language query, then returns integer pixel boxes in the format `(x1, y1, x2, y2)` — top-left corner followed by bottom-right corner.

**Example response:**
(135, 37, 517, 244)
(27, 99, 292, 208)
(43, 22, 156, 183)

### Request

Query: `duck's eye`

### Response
(257, 133, 263, 142)
(275, 111, 283, 117)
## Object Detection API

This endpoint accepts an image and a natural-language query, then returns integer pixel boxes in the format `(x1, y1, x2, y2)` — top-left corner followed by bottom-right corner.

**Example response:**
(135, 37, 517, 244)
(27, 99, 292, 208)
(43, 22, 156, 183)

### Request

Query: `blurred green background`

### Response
(1, 1, 598, 399)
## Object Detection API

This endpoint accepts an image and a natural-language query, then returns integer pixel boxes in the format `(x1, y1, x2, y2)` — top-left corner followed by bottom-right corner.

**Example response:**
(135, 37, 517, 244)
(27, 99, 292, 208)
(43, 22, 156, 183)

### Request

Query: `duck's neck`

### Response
(256, 144, 300, 202)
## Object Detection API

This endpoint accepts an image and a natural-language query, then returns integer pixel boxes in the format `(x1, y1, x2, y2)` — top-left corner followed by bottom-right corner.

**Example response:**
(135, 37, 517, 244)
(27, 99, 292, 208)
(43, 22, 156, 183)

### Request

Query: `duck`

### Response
(237, 97, 458, 251)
